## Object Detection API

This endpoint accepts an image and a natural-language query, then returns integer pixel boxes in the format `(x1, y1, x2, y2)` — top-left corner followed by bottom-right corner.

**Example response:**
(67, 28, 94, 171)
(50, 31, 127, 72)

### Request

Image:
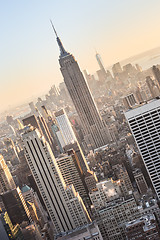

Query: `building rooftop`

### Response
(98, 195, 135, 212)
(85, 170, 94, 177)
(125, 97, 160, 119)
(21, 185, 31, 193)
(55, 222, 99, 239)
(126, 214, 156, 232)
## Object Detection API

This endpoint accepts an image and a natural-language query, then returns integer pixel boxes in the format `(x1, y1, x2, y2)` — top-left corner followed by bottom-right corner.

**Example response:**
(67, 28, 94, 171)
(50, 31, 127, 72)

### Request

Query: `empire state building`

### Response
(51, 23, 111, 149)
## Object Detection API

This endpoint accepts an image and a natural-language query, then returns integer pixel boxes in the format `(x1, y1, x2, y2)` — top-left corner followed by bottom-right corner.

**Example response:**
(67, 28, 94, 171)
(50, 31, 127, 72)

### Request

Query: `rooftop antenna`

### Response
(50, 20, 68, 56)
(50, 19, 58, 37)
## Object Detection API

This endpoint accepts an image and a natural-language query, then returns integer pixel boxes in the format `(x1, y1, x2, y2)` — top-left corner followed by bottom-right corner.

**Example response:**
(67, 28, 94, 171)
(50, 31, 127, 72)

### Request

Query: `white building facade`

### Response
(125, 99, 160, 200)
(55, 109, 77, 147)
(22, 127, 90, 235)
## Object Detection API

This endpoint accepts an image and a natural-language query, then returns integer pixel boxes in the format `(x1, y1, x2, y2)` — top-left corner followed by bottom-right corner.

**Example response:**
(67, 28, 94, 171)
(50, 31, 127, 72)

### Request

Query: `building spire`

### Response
(50, 20, 68, 57)
(50, 20, 58, 37)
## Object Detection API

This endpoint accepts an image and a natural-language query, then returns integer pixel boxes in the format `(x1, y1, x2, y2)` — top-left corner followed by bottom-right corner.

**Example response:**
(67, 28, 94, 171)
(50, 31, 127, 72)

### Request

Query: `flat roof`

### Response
(125, 98, 160, 119)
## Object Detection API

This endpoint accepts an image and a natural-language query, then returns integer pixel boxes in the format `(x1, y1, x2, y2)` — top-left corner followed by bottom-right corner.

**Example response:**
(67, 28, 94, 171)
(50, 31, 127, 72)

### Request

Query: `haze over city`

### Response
(1, 0, 160, 112)
(2, 1, 160, 239)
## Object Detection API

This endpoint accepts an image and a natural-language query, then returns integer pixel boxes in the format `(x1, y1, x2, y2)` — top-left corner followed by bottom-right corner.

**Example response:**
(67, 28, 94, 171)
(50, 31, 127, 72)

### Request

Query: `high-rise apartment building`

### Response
(50, 120, 65, 152)
(27, 104, 61, 155)
(84, 170, 98, 193)
(1, 187, 32, 225)
(146, 76, 160, 98)
(23, 114, 55, 153)
(0, 212, 24, 240)
(52, 23, 111, 150)
(152, 65, 160, 87)
(64, 142, 89, 174)
(125, 99, 160, 200)
(22, 127, 91, 234)
(112, 62, 122, 77)
(123, 63, 137, 76)
(56, 152, 88, 201)
(55, 109, 77, 146)
(0, 155, 16, 211)
(57, 148, 91, 210)
(0, 155, 16, 193)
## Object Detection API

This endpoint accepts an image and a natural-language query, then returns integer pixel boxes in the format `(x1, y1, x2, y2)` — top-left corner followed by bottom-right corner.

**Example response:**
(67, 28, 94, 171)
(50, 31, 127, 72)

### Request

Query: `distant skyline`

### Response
(1, 0, 160, 112)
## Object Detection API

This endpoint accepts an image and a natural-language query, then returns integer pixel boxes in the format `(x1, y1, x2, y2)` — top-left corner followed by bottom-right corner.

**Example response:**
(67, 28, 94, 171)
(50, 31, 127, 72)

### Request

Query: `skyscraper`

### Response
(51, 23, 111, 149)
(22, 114, 56, 153)
(56, 152, 88, 199)
(0, 212, 24, 240)
(54, 109, 77, 146)
(64, 141, 90, 174)
(112, 62, 122, 77)
(95, 52, 108, 82)
(95, 53, 105, 73)
(1, 187, 32, 225)
(125, 99, 160, 200)
(152, 65, 160, 87)
(0, 155, 16, 193)
(146, 76, 160, 98)
(135, 87, 144, 103)
(22, 127, 91, 234)
(50, 120, 65, 152)
(123, 93, 137, 110)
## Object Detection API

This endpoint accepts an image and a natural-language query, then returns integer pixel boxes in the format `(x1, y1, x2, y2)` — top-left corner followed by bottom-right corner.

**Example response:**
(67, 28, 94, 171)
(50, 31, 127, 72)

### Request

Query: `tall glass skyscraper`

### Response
(54, 109, 77, 146)
(95, 52, 107, 79)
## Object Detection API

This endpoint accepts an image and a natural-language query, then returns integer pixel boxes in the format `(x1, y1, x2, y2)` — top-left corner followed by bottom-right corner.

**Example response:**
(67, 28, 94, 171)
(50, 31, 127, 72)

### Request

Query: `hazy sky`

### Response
(1, 0, 160, 112)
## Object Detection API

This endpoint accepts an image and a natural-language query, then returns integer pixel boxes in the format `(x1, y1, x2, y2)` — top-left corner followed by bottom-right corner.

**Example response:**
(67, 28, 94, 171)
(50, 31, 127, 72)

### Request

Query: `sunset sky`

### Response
(1, 0, 160, 112)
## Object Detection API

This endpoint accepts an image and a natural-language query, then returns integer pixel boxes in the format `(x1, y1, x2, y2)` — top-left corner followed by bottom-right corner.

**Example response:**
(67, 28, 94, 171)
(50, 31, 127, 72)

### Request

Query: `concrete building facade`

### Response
(125, 99, 160, 200)
(22, 127, 91, 235)
(52, 25, 111, 149)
